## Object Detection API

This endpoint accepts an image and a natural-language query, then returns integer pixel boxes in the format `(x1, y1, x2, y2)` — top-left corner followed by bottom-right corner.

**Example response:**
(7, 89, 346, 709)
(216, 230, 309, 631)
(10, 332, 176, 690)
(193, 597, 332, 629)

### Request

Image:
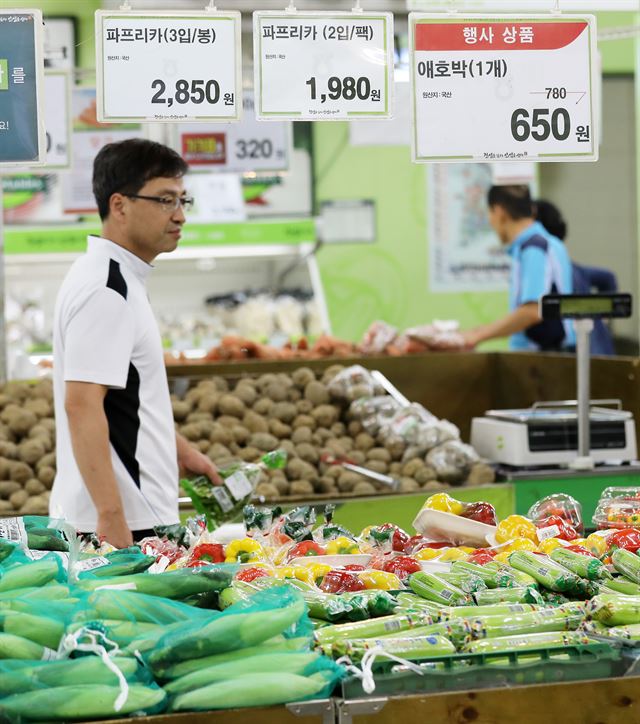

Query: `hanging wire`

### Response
(205, 0, 217, 10)
(119, 0, 132, 9)
(352, 0, 363, 12)
(286, 1, 296, 11)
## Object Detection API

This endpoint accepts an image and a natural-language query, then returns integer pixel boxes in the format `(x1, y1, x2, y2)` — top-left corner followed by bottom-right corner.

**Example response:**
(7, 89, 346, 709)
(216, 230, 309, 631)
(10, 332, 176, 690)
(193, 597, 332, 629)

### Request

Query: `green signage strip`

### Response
(3, 219, 316, 255)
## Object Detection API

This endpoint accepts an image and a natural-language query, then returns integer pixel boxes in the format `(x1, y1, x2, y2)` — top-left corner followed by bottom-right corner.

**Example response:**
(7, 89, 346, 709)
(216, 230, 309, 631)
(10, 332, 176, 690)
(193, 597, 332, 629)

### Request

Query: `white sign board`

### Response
(175, 91, 291, 174)
(187, 173, 246, 223)
(410, 14, 598, 163)
(96, 10, 242, 123)
(254, 12, 394, 121)
(43, 71, 71, 168)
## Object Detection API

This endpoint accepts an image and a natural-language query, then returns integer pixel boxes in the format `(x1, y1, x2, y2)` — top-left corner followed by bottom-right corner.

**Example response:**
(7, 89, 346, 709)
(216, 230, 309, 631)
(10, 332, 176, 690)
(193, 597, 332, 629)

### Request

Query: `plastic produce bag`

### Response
(426, 440, 478, 484)
(359, 321, 398, 355)
(327, 365, 381, 402)
(528, 494, 584, 536)
(147, 585, 312, 671)
(73, 547, 156, 581)
(0, 516, 73, 553)
(167, 656, 345, 712)
(405, 320, 465, 350)
(349, 395, 401, 437)
(593, 487, 640, 530)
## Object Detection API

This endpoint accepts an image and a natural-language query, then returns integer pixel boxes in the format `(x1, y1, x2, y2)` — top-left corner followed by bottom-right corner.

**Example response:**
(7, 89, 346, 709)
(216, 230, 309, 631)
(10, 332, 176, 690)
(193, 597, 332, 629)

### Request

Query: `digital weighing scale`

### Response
(471, 293, 636, 470)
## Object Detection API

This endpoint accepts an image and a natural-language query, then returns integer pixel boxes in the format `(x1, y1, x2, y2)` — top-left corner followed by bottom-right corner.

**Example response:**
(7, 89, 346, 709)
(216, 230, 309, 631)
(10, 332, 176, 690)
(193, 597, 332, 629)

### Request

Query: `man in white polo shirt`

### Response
(51, 138, 221, 548)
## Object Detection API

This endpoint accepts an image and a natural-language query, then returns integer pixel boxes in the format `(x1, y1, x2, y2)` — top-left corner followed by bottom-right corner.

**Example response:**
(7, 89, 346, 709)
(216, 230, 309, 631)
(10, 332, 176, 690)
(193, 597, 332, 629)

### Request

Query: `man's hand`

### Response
(459, 328, 483, 350)
(96, 508, 133, 549)
(176, 434, 223, 485)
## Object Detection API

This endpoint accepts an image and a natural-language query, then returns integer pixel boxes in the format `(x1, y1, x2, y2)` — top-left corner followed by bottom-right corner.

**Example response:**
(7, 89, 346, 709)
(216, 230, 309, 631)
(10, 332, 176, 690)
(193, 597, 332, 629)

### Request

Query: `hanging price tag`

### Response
(409, 14, 598, 163)
(95, 10, 242, 123)
(0, 10, 46, 165)
(254, 11, 394, 121)
(175, 91, 291, 173)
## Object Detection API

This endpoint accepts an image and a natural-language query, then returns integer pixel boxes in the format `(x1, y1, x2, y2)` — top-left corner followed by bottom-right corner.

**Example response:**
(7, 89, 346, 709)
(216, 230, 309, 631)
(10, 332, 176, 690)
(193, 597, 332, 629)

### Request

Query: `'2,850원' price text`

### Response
(150, 78, 221, 107)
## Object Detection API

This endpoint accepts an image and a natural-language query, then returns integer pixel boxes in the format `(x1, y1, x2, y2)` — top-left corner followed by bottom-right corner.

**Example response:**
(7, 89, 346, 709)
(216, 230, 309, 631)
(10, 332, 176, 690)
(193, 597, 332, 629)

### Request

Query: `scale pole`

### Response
(0, 184, 6, 384)
(573, 318, 594, 469)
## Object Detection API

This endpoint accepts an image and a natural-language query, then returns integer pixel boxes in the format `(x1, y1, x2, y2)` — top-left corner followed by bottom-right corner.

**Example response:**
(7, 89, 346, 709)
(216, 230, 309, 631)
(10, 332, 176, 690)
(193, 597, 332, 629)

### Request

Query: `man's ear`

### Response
(109, 193, 127, 221)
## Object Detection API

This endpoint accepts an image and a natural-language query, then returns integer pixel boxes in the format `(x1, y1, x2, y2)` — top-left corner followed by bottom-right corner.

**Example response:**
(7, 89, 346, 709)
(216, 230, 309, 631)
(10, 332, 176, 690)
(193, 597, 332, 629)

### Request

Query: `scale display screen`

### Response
(541, 294, 632, 320)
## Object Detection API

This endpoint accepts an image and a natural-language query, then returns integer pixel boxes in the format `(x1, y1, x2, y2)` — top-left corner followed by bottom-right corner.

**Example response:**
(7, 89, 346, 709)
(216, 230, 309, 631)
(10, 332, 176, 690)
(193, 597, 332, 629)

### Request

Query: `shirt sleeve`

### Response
(518, 246, 549, 305)
(63, 288, 135, 389)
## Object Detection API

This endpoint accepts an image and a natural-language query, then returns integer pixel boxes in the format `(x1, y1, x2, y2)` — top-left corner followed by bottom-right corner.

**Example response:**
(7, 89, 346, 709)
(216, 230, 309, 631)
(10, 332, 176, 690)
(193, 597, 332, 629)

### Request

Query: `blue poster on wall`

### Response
(0, 10, 44, 165)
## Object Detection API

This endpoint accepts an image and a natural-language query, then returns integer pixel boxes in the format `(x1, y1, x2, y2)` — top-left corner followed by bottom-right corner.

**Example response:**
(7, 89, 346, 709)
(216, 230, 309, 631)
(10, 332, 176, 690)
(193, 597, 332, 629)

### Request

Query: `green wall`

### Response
(314, 11, 638, 345)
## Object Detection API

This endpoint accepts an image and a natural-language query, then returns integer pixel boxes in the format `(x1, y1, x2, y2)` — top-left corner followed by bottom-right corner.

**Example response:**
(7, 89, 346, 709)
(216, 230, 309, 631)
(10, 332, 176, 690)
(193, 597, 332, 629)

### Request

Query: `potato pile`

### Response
(0, 379, 55, 516)
(173, 365, 494, 501)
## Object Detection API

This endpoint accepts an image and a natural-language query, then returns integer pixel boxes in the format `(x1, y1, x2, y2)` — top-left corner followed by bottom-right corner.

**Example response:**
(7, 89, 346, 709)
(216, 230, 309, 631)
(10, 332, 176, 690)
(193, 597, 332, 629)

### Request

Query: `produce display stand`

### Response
(335, 675, 640, 724)
(170, 351, 640, 527)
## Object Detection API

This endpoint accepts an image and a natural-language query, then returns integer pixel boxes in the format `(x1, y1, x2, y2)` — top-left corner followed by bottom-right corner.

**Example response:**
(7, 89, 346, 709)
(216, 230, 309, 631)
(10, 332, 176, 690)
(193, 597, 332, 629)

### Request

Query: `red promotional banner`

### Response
(181, 133, 226, 165)
(414, 21, 587, 52)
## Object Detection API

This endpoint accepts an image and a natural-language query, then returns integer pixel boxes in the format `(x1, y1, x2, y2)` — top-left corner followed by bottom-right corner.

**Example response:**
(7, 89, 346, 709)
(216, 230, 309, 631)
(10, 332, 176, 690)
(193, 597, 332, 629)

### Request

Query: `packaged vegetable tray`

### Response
(593, 487, 640, 530)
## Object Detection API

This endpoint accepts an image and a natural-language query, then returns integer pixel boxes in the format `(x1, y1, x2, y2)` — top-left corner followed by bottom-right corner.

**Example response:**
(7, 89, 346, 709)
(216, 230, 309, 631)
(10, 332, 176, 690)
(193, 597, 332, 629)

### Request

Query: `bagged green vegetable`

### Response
(484, 561, 539, 589)
(315, 612, 433, 646)
(157, 636, 310, 680)
(445, 603, 537, 619)
(473, 586, 541, 606)
(550, 548, 611, 581)
(327, 634, 456, 663)
(0, 557, 67, 592)
(168, 660, 343, 711)
(604, 578, 640, 596)
(508, 552, 582, 593)
(467, 608, 583, 640)
(462, 631, 591, 654)
(77, 565, 234, 599)
(393, 593, 443, 617)
(0, 683, 167, 720)
(438, 571, 487, 594)
(452, 561, 516, 589)
(342, 590, 397, 619)
(611, 549, 640, 584)
(84, 589, 214, 625)
(588, 594, 640, 626)
(75, 547, 155, 580)
(408, 572, 471, 606)
(148, 586, 309, 670)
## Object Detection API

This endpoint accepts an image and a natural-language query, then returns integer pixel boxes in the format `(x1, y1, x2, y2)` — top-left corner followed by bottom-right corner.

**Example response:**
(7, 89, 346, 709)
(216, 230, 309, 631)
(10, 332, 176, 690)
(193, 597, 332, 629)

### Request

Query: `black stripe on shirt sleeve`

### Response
(104, 363, 141, 488)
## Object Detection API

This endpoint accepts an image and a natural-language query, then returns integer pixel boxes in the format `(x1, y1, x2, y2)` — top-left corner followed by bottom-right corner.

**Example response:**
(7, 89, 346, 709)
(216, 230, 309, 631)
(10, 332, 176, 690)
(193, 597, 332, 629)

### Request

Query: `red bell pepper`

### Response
(319, 570, 366, 594)
(536, 515, 578, 542)
(403, 536, 450, 555)
(189, 543, 225, 565)
(564, 545, 596, 558)
(342, 564, 366, 571)
(236, 567, 271, 582)
(467, 549, 496, 565)
(286, 540, 326, 560)
(608, 528, 640, 553)
(375, 524, 410, 552)
(382, 556, 422, 580)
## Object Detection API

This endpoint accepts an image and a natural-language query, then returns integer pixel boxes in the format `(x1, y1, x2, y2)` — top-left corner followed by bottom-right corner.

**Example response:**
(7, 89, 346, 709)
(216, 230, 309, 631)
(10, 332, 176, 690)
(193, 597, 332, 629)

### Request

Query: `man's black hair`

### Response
(92, 138, 188, 220)
(535, 199, 567, 241)
(487, 185, 533, 220)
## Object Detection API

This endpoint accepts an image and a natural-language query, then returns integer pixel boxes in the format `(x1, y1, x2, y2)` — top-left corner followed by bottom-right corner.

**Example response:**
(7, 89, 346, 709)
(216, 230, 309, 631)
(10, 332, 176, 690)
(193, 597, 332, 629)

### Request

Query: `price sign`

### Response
(410, 14, 597, 163)
(175, 91, 291, 173)
(0, 10, 46, 166)
(95, 10, 242, 123)
(254, 11, 394, 121)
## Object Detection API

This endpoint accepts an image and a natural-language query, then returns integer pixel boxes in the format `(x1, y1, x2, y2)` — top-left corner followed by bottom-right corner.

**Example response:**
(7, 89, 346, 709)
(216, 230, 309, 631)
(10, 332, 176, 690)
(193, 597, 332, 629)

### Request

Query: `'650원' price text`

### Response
(150, 79, 223, 108)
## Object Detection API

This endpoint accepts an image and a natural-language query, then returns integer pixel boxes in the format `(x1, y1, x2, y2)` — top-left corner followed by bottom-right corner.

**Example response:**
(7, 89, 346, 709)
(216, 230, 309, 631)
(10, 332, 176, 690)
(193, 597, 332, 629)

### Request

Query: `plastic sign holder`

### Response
(0, 9, 46, 166)
(95, 8, 242, 123)
(253, 8, 394, 121)
(409, 12, 598, 163)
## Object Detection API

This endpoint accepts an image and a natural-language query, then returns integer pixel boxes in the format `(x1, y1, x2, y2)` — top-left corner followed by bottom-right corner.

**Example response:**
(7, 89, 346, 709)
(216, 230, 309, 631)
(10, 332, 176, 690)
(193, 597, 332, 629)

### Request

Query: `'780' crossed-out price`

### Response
(151, 78, 221, 107)
(510, 88, 587, 143)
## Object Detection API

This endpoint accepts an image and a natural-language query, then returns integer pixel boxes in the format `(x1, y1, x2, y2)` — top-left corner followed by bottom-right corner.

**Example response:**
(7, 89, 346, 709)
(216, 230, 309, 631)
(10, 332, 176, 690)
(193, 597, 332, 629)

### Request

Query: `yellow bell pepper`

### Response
(504, 538, 538, 553)
(224, 538, 265, 564)
(493, 551, 512, 565)
(495, 515, 538, 544)
(358, 570, 402, 590)
(307, 563, 332, 585)
(275, 565, 315, 585)
(585, 533, 609, 559)
(538, 538, 564, 555)
(415, 547, 443, 561)
(439, 548, 469, 562)
(325, 537, 361, 555)
(423, 493, 464, 515)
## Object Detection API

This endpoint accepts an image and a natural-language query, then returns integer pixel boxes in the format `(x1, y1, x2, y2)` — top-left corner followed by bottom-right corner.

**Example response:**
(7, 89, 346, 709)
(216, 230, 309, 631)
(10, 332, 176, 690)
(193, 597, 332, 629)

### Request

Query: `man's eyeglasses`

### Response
(123, 194, 194, 213)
